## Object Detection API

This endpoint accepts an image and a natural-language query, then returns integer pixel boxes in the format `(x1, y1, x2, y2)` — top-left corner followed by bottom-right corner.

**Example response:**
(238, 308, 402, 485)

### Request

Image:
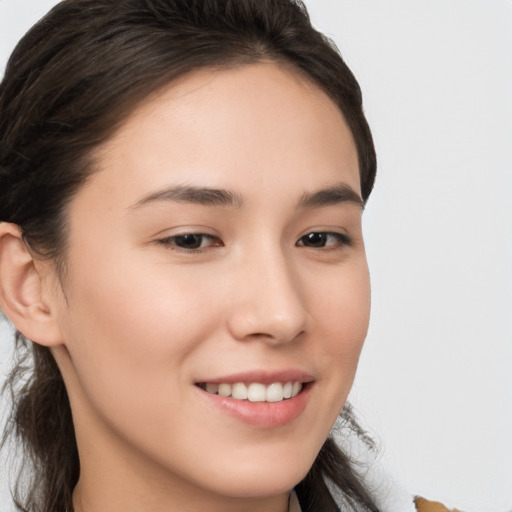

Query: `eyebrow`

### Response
(297, 183, 364, 210)
(130, 182, 363, 210)
(130, 185, 244, 209)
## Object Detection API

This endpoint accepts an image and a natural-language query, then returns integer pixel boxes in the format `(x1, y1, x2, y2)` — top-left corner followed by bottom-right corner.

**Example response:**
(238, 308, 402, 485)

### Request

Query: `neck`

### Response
(71, 417, 291, 512)
(72, 481, 290, 512)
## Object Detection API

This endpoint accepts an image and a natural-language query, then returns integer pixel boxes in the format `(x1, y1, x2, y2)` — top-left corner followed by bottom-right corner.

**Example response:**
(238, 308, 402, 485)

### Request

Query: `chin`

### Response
(211, 470, 307, 499)
(194, 449, 315, 499)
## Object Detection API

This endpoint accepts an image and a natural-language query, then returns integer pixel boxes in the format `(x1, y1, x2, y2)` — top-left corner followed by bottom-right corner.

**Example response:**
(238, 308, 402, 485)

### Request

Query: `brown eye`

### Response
(174, 234, 207, 249)
(157, 233, 223, 251)
(296, 232, 351, 248)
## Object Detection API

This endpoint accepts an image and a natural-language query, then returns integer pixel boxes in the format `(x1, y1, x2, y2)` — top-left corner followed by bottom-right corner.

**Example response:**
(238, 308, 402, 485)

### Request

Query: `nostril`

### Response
(242, 328, 306, 346)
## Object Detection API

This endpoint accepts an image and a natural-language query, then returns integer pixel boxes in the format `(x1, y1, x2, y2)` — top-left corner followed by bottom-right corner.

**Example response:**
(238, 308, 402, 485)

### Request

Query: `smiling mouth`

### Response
(196, 381, 304, 403)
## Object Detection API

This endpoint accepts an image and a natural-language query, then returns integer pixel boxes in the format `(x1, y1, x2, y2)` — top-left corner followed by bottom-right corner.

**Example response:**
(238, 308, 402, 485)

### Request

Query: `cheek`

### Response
(308, 259, 370, 398)
(66, 245, 215, 342)
(313, 259, 371, 347)
(58, 252, 221, 414)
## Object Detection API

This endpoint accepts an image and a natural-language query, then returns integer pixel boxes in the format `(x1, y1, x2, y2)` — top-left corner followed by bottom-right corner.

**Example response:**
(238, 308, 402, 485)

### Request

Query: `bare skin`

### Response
(0, 62, 370, 512)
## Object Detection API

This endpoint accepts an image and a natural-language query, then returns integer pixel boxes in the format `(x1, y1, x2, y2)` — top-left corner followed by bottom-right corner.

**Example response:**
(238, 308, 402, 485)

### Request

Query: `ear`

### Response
(0, 222, 64, 347)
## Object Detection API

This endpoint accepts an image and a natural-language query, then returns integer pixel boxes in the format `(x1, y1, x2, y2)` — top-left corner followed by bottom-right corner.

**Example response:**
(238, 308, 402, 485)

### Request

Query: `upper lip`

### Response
(195, 369, 315, 385)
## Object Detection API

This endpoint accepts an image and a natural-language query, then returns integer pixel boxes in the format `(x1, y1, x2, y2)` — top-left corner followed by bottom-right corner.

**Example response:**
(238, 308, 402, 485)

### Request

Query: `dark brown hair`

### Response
(0, 1, 378, 511)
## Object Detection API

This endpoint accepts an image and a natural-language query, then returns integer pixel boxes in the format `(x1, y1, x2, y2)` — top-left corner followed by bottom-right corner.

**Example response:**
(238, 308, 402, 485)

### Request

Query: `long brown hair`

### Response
(0, 1, 378, 511)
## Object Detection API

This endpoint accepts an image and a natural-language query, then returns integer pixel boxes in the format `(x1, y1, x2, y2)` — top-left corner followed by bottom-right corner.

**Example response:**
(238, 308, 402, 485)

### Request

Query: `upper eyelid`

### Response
(156, 233, 220, 243)
(159, 232, 216, 239)
(300, 231, 349, 238)
(154, 229, 351, 246)
(296, 231, 353, 247)
(153, 228, 218, 240)
(155, 233, 223, 253)
(298, 230, 351, 239)
(155, 229, 349, 239)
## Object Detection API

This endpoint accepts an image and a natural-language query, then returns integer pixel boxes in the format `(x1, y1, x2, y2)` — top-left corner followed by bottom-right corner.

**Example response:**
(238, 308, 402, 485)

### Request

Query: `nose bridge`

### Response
(227, 241, 308, 343)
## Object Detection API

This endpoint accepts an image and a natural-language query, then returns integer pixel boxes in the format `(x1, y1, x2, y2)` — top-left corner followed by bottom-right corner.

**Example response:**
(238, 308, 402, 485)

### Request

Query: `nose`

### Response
(226, 247, 308, 345)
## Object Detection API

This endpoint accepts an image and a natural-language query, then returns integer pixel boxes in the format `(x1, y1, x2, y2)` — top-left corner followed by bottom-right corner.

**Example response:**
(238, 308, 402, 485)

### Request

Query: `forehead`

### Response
(83, 62, 359, 210)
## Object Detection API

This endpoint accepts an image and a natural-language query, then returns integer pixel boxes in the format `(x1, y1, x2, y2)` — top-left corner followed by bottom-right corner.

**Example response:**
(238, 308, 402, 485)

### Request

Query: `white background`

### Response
(1, 1, 511, 511)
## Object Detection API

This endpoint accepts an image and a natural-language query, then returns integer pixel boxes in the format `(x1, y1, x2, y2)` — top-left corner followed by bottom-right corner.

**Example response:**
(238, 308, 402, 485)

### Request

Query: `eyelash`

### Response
(296, 232, 352, 249)
(156, 233, 223, 253)
(156, 231, 352, 253)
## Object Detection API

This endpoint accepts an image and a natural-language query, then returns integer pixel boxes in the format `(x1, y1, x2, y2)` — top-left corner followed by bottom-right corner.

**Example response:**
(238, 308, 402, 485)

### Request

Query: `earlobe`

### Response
(0, 222, 64, 347)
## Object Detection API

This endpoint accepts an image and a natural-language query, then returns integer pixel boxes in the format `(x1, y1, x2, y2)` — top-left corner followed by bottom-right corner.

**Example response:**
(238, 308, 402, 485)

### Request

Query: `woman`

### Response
(0, 1, 454, 511)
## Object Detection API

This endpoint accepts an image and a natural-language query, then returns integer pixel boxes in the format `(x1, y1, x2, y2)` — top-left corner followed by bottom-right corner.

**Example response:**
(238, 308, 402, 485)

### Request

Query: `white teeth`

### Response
(247, 383, 266, 402)
(232, 382, 248, 400)
(201, 381, 304, 402)
(218, 383, 232, 397)
(265, 382, 283, 402)
(206, 383, 219, 394)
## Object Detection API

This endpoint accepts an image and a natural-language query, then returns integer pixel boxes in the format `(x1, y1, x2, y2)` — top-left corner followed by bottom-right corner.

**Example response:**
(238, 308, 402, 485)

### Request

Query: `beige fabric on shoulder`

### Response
(288, 491, 462, 511)
(415, 496, 462, 512)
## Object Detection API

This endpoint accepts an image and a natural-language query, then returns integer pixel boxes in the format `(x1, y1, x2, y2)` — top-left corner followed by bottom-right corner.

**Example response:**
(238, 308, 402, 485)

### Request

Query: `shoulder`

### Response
(415, 496, 462, 512)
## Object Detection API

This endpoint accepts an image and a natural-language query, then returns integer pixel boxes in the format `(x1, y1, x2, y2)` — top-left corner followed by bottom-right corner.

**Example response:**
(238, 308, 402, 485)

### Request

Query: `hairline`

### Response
(50, 58, 362, 286)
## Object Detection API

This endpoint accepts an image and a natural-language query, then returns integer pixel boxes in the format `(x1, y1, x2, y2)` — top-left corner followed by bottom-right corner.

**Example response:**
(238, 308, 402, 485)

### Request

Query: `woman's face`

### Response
(50, 62, 370, 508)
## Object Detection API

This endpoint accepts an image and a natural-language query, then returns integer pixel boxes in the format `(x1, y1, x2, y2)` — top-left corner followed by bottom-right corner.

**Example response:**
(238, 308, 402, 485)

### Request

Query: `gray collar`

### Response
(289, 491, 302, 512)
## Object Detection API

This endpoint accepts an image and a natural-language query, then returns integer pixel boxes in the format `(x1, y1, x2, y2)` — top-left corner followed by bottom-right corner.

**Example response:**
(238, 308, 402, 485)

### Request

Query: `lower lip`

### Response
(197, 384, 312, 429)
